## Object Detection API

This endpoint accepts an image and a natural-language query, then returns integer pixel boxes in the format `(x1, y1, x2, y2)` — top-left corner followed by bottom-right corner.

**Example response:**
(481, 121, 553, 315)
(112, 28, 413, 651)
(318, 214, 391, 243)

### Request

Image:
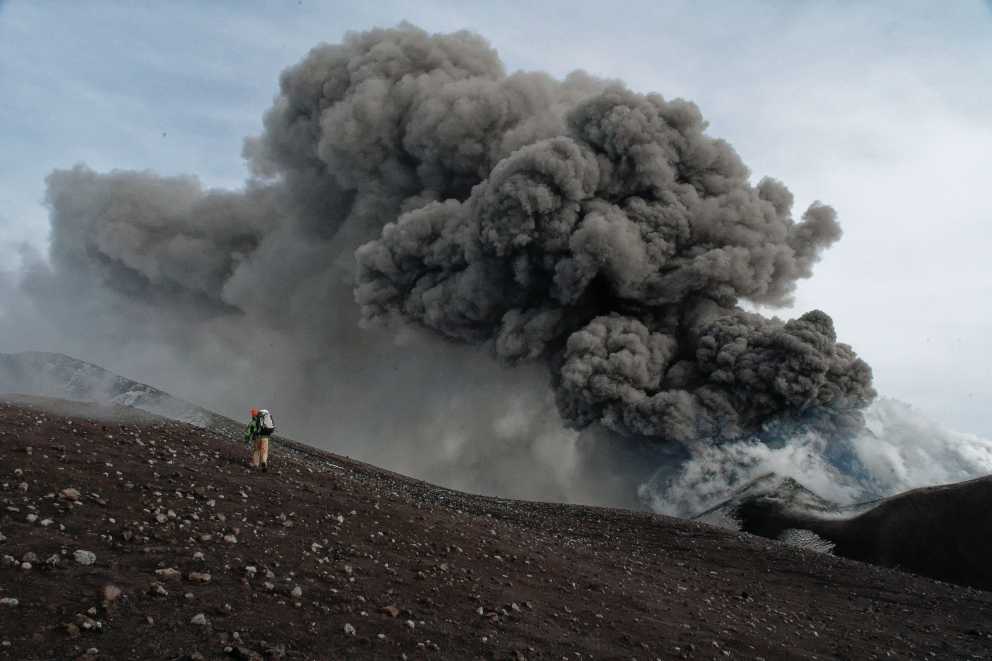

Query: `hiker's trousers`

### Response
(252, 436, 270, 466)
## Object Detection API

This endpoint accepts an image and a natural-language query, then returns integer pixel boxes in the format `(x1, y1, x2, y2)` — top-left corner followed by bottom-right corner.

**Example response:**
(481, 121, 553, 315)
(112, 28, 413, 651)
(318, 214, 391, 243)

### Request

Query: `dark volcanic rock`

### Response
(736, 475, 992, 591)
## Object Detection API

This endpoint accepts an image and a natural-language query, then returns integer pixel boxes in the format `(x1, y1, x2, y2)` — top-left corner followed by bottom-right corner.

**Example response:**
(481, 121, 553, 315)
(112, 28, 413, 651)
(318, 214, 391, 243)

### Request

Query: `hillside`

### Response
(2, 396, 992, 660)
(733, 474, 992, 593)
(0, 352, 242, 436)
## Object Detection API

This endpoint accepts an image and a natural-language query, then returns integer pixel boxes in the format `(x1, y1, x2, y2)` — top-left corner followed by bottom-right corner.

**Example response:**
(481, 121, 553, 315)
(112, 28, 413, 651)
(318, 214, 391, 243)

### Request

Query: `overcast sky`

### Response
(1, 0, 991, 433)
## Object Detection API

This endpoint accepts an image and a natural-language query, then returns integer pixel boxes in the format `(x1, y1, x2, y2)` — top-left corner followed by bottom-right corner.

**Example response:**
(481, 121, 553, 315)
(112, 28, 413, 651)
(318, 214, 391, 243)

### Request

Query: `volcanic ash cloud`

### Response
(356, 86, 875, 445)
(25, 25, 874, 498)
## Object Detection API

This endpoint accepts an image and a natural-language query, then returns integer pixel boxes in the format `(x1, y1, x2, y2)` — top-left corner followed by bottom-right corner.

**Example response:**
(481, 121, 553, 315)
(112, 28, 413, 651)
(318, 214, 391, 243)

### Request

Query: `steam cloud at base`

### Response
(10, 23, 981, 518)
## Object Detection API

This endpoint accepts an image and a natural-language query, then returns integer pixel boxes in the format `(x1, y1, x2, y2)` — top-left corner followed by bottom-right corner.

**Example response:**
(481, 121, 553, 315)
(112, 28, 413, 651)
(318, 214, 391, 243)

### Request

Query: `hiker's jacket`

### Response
(244, 415, 263, 443)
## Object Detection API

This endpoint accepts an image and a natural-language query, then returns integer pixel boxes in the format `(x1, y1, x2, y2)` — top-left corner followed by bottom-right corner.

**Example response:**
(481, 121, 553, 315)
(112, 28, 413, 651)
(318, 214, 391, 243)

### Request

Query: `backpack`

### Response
(259, 410, 276, 434)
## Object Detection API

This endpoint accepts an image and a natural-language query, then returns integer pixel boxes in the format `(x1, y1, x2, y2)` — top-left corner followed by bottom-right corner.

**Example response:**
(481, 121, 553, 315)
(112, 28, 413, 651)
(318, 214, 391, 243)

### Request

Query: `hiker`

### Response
(244, 407, 276, 472)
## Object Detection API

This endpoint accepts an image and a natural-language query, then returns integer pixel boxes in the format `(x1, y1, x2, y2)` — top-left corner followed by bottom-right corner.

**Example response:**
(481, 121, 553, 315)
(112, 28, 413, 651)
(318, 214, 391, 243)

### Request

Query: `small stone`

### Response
(61, 488, 81, 501)
(405, 619, 415, 630)
(40, 519, 53, 527)
(21, 552, 37, 563)
(188, 572, 212, 584)
(101, 584, 122, 603)
(73, 550, 96, 566)
(155, 568, 181, 581)
(149, 582, 169, 597)
(20, 562, 31, 571)
(190, 613, 208, 626)
(290, 586, 302, 598)
(192, 551, 204, 561)
(17, 482, 28, 492)
(65, 623, 80, 637)
(0, 598, 18, 607)
(25, 513, 37, 523)
(223, 534, 237, 544)
(343, 623, 356, 636)
(381, 605, 400, 618)
(155, 513, 168, 524)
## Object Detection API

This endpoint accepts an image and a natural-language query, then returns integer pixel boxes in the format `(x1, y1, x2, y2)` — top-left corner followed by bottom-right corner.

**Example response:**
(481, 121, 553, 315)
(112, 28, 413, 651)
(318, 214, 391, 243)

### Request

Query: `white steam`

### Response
(643, 398, 992, 517)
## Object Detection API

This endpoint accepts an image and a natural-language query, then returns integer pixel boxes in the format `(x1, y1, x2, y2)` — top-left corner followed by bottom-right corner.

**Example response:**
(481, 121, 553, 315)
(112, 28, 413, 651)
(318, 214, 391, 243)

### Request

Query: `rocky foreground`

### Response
(1, 397, 991, 660)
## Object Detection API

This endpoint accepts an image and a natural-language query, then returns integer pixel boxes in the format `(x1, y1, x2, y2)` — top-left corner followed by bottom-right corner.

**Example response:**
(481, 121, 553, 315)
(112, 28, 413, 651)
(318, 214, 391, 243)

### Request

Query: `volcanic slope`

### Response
(1, 397, 991, 660)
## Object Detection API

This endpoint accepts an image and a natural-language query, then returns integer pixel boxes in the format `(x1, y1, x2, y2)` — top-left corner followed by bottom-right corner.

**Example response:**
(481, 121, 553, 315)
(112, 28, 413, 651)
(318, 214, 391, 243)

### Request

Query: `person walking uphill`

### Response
(244, 407, 276, 472)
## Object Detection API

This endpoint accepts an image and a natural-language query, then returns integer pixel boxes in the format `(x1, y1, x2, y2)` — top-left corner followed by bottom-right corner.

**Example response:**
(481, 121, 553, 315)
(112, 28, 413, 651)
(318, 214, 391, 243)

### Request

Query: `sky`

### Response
(1, 0, 991, 434)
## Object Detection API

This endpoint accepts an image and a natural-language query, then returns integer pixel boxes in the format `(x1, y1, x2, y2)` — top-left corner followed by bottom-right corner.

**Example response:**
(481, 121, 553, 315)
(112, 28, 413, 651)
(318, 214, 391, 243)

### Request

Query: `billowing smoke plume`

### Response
(355, 86, 875, 444)
(9, 24, 880, 512)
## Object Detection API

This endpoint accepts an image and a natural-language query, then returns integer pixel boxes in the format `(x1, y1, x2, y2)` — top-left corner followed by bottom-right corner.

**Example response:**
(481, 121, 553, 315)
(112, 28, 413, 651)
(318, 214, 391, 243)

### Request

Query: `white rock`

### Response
(102, 584, 122, 602)
(188, 572, 211, 584)
(343, 623, 356, 636)
(73, 550, 96, 566)
(190, 613, 208, 626)
(155, 568, 181, 581)
(0, 598, 17, 607)
(290, 586, 302, 598)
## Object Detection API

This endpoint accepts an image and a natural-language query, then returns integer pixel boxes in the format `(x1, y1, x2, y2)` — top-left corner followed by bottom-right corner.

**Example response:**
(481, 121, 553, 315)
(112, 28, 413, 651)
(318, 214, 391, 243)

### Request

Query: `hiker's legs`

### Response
(251, 438, 262, 467)
(259, 436, 270, 467)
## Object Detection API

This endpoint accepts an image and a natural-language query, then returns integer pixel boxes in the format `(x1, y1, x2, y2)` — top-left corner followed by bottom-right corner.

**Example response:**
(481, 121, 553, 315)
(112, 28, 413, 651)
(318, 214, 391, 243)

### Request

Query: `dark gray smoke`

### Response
(355, 86, 875, 444)
(8, 24, 874, 509)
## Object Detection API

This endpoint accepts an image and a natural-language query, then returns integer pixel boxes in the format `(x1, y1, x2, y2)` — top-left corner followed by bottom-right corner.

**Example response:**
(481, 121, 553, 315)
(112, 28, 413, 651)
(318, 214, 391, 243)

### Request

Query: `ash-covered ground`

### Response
(2, 396, 992, 661)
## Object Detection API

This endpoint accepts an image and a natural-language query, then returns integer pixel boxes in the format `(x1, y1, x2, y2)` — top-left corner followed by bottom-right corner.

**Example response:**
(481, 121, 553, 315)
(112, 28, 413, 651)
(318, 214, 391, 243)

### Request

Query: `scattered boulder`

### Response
(155, 568, 181, 581)
(148, 582, 169, 597)
(73, 550, 96, 566)
(101, 584, 122, 603)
